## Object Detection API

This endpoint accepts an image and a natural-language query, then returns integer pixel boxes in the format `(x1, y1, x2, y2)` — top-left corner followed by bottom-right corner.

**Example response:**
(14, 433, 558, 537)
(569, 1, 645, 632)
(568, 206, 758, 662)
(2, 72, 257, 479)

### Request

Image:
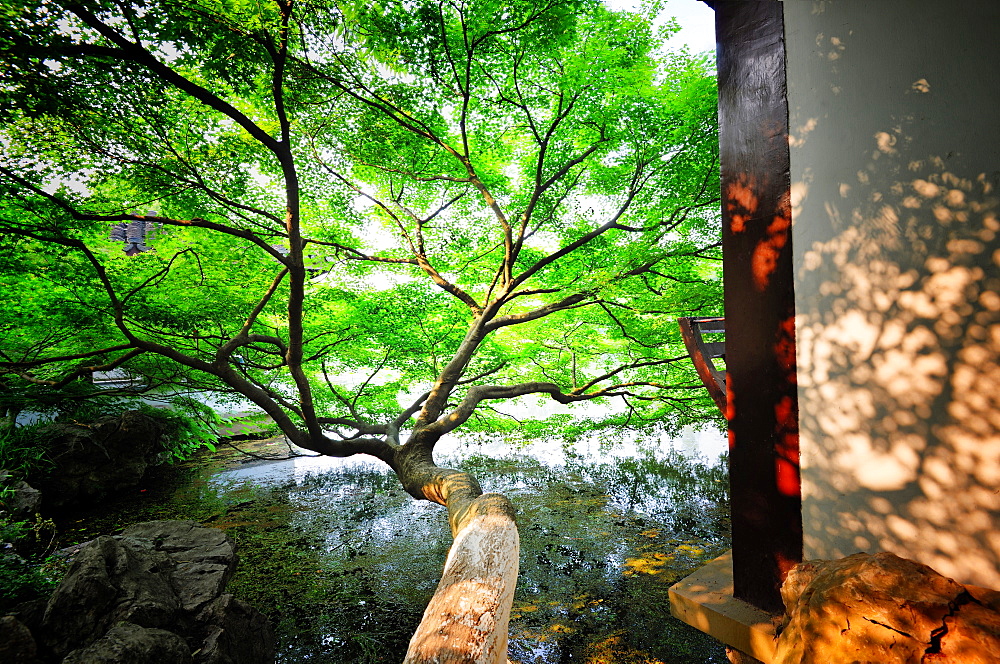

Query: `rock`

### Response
(122, 521, 235, 614)
(62, 622, 192, 664)
(195, 594, 277, 664)
(9, 520, 274, 664)
(30, 411, 164, 509)
(773, 551, 1000, 664)
(40, 535, 181, 658)
(9, 482, 43, 520)
(0, 471, 43, 520)
(0, 615, 40, 664)
(8, 597, 47, 637)
(725, 647, 765, 664)
(934, 597, 1000, 664)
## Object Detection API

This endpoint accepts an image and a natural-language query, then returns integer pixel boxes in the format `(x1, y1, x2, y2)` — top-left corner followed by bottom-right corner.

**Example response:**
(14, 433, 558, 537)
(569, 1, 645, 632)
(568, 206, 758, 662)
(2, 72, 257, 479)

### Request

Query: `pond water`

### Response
(56, 429, 732, 664)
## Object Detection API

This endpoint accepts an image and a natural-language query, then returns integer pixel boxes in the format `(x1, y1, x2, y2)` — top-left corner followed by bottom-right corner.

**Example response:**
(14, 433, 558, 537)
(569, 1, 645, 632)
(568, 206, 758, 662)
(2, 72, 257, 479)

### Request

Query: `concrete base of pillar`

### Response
(668, 551, 782, 664)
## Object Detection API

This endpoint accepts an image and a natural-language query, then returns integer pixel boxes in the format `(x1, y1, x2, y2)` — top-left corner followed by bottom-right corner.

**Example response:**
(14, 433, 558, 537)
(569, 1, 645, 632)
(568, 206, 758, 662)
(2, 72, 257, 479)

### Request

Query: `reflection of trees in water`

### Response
(796, 124, 1000, 584)
(568, 451, 730, 538)
(281, 450, 729, 663)
(505, 451, 730, 664)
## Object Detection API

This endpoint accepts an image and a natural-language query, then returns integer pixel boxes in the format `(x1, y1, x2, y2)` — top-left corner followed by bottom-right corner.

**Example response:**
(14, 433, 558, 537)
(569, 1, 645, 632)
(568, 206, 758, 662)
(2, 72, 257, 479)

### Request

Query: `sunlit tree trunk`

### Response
(404, 490, 519, 664)
(394, 436, 519, 663)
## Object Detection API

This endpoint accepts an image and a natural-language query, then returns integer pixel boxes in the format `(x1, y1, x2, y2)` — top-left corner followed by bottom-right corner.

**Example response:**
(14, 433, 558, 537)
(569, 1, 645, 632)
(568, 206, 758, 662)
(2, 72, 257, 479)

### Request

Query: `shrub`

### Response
(0, 550, 56, 613)
(0, 424, 54, 480)
(139, 397, 226, 462)
(0, 512, 59, 613)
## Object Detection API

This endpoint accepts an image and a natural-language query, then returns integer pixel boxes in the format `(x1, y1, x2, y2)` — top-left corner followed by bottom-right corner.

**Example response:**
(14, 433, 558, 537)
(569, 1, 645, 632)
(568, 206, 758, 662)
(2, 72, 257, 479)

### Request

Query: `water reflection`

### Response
(210, 424, 727, 485)
(66, 428, 731, 663)
(201, 430, 730, 663)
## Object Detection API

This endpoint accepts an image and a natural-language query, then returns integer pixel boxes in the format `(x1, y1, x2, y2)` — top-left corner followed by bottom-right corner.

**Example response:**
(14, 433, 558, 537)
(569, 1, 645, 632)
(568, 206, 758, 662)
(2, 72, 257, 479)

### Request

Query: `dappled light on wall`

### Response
(796, 138, 1000, 587)
(784, 0, 1000, 589)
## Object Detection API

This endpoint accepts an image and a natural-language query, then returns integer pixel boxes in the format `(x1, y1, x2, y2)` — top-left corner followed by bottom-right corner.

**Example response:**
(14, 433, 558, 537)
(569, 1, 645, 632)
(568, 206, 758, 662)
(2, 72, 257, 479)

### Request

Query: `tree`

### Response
(0, 0, 720, 659)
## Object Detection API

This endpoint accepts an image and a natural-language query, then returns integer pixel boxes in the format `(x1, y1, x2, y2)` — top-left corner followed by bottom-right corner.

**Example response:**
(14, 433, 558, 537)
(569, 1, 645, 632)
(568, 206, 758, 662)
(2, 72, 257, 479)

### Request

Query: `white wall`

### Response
(784, 0, 1000, 588)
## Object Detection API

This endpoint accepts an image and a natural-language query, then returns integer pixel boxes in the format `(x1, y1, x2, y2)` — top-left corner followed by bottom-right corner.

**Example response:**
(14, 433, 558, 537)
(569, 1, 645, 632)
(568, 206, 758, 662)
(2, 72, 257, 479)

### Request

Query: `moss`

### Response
(0, 551, 57, 613)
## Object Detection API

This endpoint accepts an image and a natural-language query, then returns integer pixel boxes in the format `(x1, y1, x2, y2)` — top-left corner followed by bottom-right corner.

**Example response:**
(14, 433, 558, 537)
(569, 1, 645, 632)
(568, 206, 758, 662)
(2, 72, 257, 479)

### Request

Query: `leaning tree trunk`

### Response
(397, 452, 519, 664)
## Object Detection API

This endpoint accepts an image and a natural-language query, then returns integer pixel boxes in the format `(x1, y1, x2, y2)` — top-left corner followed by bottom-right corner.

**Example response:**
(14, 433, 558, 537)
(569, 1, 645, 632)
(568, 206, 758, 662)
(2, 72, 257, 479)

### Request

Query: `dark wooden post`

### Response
(714, 1, 802, 614)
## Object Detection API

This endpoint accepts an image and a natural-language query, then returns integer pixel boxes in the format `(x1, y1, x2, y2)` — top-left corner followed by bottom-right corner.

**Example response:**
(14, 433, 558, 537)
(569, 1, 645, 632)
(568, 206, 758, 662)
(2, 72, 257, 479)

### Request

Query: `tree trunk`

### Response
(404, 492, 519, 664)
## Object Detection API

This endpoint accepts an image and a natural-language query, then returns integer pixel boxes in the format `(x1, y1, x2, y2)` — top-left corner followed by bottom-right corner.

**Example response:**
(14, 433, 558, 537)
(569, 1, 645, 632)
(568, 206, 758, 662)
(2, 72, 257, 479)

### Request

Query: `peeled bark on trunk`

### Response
(404, 491, 519, 664)
(302, 425, 523, 662)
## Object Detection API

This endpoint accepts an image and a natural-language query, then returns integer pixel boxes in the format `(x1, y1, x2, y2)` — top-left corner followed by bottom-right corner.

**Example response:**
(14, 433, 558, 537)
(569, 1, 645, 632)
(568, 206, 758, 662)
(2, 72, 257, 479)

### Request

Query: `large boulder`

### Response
(773, 551, 1000, 664)
(30, 411, 165, 509)
(8, 520, 274, 664)
(40, 534, 182, 657)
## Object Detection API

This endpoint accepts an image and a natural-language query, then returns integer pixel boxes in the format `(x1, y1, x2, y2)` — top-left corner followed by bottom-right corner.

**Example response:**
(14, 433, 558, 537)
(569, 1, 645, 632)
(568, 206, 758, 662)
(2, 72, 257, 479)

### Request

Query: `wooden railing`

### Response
(678, 316, 727, 415)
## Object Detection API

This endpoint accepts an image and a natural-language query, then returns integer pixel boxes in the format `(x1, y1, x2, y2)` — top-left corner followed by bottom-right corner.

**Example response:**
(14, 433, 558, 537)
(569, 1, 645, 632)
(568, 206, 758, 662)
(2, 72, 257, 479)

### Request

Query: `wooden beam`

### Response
(715, 1, 802, 614)
(678, 316, 728, 415)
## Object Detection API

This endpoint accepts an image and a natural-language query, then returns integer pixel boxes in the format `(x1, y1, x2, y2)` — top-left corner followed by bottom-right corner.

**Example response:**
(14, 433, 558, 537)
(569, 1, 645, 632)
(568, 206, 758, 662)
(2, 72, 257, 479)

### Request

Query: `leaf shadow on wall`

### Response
(795, 123, 1000, 587)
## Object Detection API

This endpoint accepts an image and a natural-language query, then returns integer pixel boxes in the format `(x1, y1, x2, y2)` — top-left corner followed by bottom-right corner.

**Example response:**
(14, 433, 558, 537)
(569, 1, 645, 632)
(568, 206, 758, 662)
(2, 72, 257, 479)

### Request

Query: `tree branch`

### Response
(64, 4, 283, 154)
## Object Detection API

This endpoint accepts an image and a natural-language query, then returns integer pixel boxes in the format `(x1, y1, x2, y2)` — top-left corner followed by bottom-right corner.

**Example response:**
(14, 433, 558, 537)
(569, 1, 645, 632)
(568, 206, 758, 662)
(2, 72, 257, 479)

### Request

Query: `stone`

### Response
(122, 520, 236, 614)
(195, 594, 277, 664)
(0, 615, 40, 664)
(725, 647, 764, 664)
(929, 586, 1000, 664)
(40, 535, 181, 658)
(0, 471, 43, 521)
(30, 411, 164, 508)
(62, 622, 192, 664)
(773, 551, 1000, 664)
(8, 597, 47, 637)
(13, 520, 275, 664)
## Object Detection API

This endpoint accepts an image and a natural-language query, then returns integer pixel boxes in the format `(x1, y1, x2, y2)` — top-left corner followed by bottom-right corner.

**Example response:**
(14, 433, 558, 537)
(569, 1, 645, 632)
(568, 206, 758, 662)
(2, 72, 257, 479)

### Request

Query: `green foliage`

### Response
(0, 550, 56, 613)
(0, 0, 722, 457)
(0, 510, 56, 556)
(0, 509, 59, 613)
(0, 423, 54, 479)
(0, 389, 224, 478)
(139, 399, 224, 462)
(0, 512, 29, 543)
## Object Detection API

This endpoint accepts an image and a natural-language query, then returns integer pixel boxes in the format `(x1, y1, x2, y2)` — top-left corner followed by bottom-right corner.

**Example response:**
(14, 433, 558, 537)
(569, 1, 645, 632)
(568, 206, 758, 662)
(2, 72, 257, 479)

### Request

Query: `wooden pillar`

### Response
(715, 1, 802, 614)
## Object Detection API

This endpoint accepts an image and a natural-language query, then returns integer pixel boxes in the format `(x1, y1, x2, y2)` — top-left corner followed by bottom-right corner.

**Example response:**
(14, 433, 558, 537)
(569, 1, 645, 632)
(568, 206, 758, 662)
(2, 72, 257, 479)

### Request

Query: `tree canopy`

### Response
(1, 0, 721, 655)
(0, 0, 720, 455)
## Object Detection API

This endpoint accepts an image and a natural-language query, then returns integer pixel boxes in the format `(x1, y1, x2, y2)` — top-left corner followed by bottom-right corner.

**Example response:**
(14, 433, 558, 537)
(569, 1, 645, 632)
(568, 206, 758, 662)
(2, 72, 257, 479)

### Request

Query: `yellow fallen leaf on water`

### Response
(676, 543, 705, 556)
(584, 631, 667, 664)
(623, 552, 671, 576)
